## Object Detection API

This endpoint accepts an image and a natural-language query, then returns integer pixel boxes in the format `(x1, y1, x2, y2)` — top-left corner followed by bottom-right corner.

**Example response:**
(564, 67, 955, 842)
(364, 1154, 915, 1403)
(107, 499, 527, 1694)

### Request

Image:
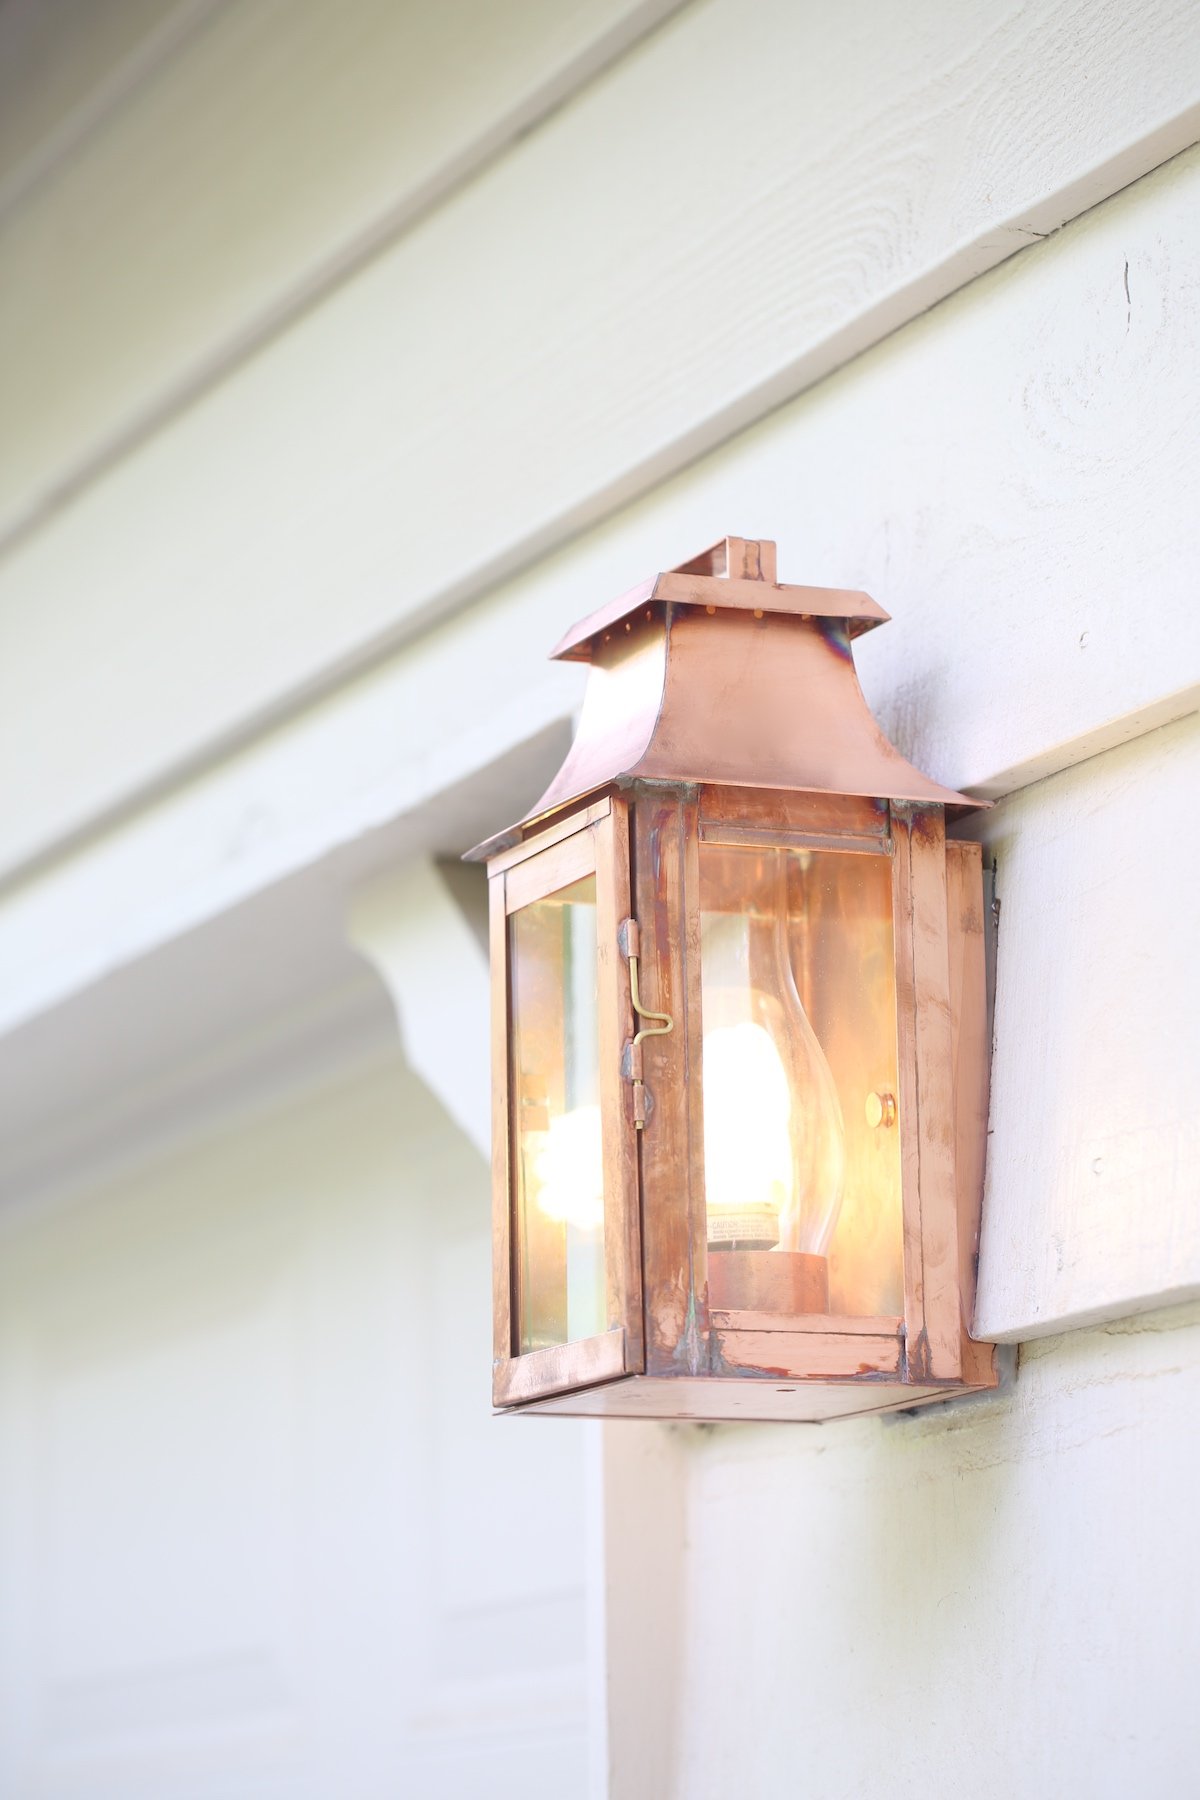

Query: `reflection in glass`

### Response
(702, 893, 846, 1259)
(700, 844, 902, 1317)
(509, 876, 606, 1353)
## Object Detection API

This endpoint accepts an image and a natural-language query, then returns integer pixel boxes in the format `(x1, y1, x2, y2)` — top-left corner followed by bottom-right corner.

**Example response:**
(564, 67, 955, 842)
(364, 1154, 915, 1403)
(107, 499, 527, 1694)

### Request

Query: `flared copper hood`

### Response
(467, 536, 982, 860)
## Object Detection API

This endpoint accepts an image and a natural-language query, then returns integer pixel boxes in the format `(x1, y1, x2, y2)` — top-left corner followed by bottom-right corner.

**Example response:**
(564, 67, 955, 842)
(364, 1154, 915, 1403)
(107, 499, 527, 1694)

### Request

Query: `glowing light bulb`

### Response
(531, 1104, 604, 1231)
(703, 1020, 793, 1246)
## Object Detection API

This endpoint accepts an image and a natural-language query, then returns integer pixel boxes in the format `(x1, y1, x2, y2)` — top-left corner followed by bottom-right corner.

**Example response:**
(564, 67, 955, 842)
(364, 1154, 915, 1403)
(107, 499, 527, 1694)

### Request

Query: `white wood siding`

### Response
(4, 142, 1197, 1038)
(3, 11, 1199, 1794)
(1, 0, 1197, 876)
(0, 0, 678, 541)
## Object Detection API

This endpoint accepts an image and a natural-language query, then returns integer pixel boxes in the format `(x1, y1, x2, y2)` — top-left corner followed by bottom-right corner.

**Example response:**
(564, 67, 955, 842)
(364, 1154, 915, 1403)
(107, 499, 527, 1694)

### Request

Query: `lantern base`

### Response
(501, 1372, 997, 1424)
(707, 1248, 829, 1314)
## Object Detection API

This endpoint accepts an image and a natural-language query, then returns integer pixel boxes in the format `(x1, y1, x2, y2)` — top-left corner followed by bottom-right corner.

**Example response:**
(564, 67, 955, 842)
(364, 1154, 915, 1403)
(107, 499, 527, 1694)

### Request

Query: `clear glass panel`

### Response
(509, 874, 607, 1354)
(699, 844, 902, 1318)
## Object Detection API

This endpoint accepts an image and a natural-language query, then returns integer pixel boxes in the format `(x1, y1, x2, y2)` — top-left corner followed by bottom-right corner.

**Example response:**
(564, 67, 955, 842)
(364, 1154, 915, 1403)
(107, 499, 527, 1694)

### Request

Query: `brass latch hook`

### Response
(618, 918, 673, 1129)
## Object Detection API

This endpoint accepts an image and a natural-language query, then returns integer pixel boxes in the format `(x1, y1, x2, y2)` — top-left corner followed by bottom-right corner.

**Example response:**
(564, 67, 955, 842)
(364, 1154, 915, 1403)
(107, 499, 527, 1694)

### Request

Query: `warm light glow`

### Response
(701, 881, 846, 1255)
(703, 1021, 792, 1244)
(530, 1104, 604, 1231)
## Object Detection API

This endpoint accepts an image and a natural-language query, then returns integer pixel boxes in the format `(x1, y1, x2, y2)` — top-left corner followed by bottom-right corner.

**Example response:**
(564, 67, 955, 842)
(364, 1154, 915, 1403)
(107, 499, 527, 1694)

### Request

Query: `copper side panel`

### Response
(946, 839, 999, 1388)
(892, 805, 963, 1383)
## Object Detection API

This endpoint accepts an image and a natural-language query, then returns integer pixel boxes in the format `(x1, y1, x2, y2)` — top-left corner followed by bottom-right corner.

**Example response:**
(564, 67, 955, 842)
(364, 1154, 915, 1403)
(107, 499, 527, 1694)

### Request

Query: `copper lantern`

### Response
(468, 537, 997, 1422)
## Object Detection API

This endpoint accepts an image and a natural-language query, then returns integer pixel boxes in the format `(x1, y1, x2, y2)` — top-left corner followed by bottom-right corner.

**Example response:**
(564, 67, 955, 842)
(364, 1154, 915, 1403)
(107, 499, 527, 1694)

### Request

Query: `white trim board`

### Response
(974, 710, 1200, 1342)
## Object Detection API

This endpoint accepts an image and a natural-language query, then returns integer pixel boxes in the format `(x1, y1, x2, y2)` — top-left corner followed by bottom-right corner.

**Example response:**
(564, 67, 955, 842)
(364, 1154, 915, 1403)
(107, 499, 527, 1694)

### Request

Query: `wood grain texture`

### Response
(2, 1, 1198, 877)
(973, 710, 1200, 1341)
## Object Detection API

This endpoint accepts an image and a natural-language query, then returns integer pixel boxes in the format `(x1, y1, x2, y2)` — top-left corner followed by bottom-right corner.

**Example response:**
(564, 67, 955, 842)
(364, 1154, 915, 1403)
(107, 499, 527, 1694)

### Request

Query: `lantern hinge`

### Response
(618, 918, 673, 1130)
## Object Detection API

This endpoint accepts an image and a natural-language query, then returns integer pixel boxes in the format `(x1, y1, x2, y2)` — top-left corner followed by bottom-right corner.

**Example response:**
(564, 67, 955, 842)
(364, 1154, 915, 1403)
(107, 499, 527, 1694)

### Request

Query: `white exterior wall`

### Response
(1, 4, 1198, 1796)
(672, 1303, 1200, 1799)
(0, 1058, 593, 1794)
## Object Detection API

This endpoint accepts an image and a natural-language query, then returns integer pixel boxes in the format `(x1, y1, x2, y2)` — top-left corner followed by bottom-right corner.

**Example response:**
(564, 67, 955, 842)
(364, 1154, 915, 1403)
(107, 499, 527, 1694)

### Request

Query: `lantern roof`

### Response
(467, 536, 983, 861)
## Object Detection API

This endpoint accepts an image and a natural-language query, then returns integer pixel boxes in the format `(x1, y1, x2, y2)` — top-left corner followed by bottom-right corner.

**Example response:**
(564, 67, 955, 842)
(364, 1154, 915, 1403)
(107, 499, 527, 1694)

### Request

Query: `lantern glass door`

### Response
(509, 872, 607, 1353)
(698, 841, 904, 1320)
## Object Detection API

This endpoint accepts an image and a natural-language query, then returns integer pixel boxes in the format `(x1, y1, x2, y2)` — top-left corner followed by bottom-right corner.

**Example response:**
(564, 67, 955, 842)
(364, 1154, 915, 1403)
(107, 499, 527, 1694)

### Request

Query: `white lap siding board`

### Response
(0, 0, 680, 542)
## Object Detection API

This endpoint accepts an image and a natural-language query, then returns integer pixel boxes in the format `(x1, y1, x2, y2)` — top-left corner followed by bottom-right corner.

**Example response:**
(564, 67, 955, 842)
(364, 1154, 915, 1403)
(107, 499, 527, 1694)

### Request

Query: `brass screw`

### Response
(865, 1090, 896, 1129)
